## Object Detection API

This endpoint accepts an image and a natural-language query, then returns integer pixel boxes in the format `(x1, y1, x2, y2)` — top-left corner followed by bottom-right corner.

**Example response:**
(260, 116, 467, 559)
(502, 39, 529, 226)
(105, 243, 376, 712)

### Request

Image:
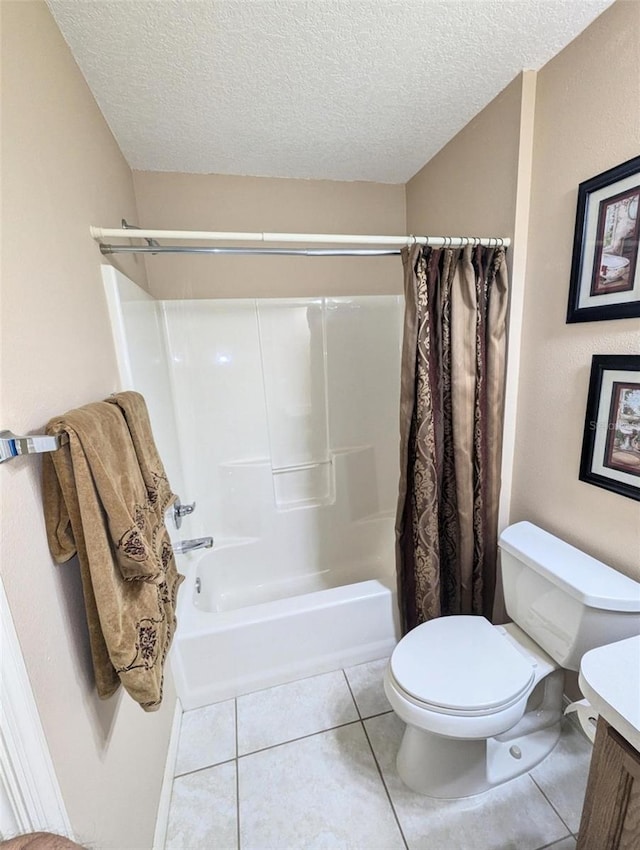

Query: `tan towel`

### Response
(43, 392, 184, 711)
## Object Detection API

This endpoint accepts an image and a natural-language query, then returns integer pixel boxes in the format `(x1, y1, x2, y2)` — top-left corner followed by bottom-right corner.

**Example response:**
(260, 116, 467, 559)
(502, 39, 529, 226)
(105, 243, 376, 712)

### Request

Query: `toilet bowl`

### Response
(384, 617, 564, 797)
(386, 522, 640, 798)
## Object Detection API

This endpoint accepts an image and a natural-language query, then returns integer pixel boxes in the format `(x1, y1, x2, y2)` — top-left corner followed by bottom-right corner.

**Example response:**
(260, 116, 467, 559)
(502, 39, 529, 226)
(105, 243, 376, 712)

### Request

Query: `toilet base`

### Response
(396, 721, 562, 798)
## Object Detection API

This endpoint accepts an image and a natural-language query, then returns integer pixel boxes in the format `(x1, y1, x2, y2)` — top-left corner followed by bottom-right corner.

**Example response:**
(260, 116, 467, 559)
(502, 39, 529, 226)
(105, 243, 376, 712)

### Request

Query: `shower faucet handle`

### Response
(173, 498, 196, 529)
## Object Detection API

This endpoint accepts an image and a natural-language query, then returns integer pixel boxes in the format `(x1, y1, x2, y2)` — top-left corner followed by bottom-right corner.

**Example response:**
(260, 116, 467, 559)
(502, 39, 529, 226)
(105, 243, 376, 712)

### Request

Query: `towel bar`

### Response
(0, 430, 69, 464)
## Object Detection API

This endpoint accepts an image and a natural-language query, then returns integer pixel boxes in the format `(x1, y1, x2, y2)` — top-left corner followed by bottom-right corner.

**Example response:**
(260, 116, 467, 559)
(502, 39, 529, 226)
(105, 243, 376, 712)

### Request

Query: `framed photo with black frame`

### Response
(580, 355, 640, 501)
(567, 156, 640, 323)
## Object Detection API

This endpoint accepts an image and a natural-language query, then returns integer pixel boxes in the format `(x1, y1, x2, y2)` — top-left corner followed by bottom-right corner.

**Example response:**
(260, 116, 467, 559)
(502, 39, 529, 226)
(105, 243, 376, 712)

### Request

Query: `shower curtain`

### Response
(395, 244, 509, 633)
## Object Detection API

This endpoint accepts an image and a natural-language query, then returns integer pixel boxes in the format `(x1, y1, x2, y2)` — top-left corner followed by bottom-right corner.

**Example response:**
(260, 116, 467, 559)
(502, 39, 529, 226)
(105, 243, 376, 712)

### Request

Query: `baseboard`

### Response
(153, 698, 182, 850)
(0, 580, 73, 838)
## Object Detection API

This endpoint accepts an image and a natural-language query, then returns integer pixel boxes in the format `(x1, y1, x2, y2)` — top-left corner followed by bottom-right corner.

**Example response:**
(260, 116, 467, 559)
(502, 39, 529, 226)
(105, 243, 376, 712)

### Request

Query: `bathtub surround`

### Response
(105, 270, 403, 706)
(43, 393, 183, 709)
(396, 245, 509, 630)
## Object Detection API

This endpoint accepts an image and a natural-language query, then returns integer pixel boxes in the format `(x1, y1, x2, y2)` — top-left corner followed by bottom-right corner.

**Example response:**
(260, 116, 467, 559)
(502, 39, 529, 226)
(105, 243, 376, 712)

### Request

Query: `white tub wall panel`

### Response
(218, 461, 273, 539)
(192, 518, 396, 615)
(201, 458, 391, 599)
(333, 446, 379, 521)
(163, 300, 271, 540)
(102, 267, 186, 500)
(196, 454, 397, 609)
(325, 296, 403, 514)
(257, 299, 330, 472)
(272, 462, 334, 509)
(162, 299, 270, 469)
(162, 295, 402, 609)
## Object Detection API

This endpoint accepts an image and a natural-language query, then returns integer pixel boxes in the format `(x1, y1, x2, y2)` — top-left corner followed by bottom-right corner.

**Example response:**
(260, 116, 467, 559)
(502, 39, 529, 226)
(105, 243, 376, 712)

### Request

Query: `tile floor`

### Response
(165, 658, 592, 850)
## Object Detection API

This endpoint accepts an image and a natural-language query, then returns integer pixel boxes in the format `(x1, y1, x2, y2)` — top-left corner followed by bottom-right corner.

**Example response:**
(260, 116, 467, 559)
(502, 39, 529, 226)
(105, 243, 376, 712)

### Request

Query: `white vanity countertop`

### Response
(579, 634, 640, 753)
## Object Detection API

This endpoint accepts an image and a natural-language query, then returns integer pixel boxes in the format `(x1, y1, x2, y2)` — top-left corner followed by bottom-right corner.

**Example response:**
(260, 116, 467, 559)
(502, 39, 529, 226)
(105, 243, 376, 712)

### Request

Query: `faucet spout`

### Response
(173, 536, 214, 555)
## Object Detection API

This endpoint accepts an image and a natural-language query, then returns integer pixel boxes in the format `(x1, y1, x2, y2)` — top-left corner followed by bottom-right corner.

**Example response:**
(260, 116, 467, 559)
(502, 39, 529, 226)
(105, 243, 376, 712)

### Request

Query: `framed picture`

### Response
(580, 355, 640, 501)
(567, 156, 640, 322)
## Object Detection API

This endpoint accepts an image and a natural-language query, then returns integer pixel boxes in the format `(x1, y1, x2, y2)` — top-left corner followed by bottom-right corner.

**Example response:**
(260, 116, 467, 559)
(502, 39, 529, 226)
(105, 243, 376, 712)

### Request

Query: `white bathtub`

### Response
(171, 551, 400, 710)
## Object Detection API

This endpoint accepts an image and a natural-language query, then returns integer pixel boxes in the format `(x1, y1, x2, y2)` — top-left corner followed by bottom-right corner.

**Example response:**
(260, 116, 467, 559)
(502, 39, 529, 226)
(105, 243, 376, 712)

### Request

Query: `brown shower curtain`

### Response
(395, 243, 509, 633)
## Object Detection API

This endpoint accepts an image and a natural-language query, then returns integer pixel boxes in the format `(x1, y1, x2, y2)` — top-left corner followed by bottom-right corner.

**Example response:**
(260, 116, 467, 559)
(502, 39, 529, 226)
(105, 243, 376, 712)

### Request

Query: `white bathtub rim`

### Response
(175, 577, 395, 639)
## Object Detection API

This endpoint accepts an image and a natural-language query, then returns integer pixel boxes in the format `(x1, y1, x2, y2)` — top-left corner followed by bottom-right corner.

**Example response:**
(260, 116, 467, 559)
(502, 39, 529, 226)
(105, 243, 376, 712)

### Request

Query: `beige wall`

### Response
(1, 3, 175, 848)
(406, 73, 524, 240)
(405, 72, 537, 541)
(133, 171, 405, 298)
(511, 0, 640, 580)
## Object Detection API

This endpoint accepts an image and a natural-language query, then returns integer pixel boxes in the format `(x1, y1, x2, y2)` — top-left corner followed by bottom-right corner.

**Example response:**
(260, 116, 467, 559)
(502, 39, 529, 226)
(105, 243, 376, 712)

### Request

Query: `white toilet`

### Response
(384, 521, 640, 798)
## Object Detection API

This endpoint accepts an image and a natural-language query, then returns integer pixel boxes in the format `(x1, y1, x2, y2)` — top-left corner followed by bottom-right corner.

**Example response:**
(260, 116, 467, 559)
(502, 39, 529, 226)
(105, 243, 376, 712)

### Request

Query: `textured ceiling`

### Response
(48, 0, 614, 183)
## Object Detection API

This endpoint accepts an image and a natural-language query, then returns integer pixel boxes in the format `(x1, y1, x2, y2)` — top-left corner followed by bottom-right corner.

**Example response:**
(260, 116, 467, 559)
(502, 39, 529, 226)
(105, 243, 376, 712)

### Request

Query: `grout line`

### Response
(342, 669, 362, 719)
(237, 718, 363, 759)
(531, 838, 577, 850)
(173, 711, 394, 777)
(173, 756, 237, 780)
(343, 654, 408, 845)
(235, 698, 241, 850)
(529, 775, 574, 839)
(363, 708, 393, 721)
(360, 719, 409, 850)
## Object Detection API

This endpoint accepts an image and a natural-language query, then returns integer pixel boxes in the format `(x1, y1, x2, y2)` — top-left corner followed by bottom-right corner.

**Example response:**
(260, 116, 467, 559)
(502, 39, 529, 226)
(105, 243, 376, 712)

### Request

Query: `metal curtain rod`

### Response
(90, 225, 510, 252)
(100, 246, 402, 256)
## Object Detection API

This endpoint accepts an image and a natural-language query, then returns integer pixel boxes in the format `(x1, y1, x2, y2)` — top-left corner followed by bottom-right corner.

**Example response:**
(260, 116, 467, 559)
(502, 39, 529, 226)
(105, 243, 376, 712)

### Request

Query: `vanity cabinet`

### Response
(577, 717, 640, 849)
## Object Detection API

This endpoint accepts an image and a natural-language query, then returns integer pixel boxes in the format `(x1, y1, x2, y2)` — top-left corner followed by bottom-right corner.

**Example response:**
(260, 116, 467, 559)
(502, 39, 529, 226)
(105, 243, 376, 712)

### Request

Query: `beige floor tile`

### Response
(238, 723, 405, 850)
(344, 657, 391, 718)
(175, 698, 236, 776)
(530, 720, 592, 833)
(166, 760, 237, 850)
(365, 712, 570, 850)
(236, 669, 358, 755)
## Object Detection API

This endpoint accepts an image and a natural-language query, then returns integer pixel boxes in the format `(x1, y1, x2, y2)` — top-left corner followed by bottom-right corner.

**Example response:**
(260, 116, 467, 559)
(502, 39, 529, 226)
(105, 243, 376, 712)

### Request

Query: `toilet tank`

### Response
(498, 522, 640, 671)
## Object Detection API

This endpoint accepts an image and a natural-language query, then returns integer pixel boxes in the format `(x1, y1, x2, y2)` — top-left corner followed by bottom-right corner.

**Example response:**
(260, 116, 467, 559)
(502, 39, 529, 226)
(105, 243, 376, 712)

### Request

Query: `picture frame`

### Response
(567, 156, 640, 323)
(580, 355, 640, 501)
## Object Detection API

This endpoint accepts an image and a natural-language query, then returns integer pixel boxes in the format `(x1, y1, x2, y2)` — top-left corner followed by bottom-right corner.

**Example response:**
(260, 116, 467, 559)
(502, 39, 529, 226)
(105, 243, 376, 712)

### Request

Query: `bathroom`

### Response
(2, 1, 639, 849)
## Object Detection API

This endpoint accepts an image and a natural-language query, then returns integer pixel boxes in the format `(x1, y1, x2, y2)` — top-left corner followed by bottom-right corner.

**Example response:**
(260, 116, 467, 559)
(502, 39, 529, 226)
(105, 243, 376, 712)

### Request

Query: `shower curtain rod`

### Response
(99, 245, 402, 256)
(90, 226, 510, 255)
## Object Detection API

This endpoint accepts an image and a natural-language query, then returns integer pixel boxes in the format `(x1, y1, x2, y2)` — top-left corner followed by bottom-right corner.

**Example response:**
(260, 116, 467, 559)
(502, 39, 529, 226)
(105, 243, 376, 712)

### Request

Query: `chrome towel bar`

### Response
(0, 430, 68, 464)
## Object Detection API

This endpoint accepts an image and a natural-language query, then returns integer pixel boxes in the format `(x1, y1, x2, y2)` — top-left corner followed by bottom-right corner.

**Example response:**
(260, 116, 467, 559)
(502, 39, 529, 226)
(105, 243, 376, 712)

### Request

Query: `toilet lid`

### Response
(390, 616, 535, 713)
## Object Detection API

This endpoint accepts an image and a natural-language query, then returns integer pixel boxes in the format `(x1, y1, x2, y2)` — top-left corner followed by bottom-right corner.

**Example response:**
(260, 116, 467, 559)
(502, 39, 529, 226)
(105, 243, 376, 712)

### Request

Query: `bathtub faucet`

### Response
(172, 537, 214, 555)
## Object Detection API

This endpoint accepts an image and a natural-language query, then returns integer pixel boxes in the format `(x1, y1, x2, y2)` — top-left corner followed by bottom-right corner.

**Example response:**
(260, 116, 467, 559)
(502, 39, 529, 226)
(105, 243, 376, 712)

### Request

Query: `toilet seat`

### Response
(390, 616, 536, 716)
